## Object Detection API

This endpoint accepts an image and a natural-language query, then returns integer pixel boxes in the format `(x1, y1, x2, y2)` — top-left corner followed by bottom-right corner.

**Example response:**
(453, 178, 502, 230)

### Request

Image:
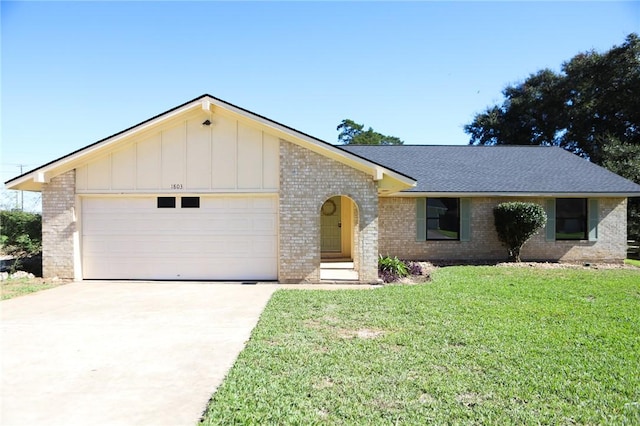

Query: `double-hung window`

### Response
(556, 198, 587, 240)
(427, 198, 460, 240)
(416, 198, 470, 241)
(545, 198, 598, 241)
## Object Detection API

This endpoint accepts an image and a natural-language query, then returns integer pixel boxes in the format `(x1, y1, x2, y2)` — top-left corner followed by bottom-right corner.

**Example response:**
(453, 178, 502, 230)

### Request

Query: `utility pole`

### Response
(18, 164, 25, 211)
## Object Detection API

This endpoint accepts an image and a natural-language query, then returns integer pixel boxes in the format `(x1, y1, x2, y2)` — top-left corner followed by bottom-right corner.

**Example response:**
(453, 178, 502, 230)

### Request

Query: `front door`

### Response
(321, 196, 341, 252)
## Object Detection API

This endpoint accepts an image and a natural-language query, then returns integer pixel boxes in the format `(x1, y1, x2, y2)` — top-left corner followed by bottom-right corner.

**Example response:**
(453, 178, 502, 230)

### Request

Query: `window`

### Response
(426, 198, 460, 240)
(555, 198, 587, 240)
(157, 197, 176, 208)
(181, 197, 200, 208)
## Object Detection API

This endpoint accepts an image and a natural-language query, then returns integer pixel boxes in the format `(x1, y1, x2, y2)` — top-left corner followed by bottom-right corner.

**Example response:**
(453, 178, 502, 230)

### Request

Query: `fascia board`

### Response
(390, 192, 640, 198)
(5, 100, 204, 191)
(206, 96, 416, 188)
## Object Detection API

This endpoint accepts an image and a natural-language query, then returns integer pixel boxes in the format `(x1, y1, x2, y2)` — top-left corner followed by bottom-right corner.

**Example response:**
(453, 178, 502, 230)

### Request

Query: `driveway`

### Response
(1, 281, 278, 426)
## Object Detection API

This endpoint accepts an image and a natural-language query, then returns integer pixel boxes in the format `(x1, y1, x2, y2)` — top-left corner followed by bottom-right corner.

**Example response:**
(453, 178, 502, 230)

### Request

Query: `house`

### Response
(6, 94, 640, 282)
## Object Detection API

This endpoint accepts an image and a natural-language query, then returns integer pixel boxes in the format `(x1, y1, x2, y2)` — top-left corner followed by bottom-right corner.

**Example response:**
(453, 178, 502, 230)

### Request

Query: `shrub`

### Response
(0, 210, 42, 257)
(379, 255, 419, 283)
(493, 202, 547, 262)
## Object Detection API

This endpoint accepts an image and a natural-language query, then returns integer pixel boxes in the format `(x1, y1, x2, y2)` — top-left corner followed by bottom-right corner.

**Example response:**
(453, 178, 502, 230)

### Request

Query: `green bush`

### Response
(493, 202, 547, 262)
(378, 255, 409, 282)
(0, 210, 42, 257)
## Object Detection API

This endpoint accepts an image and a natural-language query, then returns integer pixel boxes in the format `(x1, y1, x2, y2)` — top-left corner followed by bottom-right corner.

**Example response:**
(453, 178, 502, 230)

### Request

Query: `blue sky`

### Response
(1, 1, 639, 191)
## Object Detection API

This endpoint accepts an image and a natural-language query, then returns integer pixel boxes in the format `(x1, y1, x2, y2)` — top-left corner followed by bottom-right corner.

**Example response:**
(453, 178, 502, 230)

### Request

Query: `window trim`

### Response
(546, 198, 598, 242)
(416, 197, 470, 242)
(555, 198, 588, 241)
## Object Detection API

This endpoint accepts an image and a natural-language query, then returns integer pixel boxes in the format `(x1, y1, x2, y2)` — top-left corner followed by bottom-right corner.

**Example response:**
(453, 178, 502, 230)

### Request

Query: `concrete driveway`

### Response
(1, 281, 278, 426)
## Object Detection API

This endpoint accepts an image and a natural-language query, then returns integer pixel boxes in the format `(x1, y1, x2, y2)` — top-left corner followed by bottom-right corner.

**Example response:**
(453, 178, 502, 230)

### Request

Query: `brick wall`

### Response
(279, 141, 379, 283)
(41, 170, 76, 278)
(379, 197, 628, 263)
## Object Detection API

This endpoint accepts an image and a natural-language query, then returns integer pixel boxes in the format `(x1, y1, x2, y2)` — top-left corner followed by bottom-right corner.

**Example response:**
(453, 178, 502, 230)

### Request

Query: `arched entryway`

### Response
(320, 195, 359, 280)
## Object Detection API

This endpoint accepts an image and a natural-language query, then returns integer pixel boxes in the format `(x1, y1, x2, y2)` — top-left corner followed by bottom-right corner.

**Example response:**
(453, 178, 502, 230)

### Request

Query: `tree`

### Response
(493, 202, 547, 262)
(465, 33, 640, 239)
(337, 119, 404, 145)
(0, 210, 42, 258)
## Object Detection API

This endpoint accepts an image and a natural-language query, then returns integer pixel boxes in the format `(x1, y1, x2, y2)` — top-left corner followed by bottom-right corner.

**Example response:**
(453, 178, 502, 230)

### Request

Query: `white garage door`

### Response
(82, 196, 278, 280)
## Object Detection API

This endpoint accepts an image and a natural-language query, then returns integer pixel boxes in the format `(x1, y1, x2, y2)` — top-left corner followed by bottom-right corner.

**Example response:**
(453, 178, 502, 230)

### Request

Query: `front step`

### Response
(320, 262, 359, 281)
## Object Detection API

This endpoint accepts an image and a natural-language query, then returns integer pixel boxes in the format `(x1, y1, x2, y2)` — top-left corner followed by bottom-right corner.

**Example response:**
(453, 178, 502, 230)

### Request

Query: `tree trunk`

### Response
(508, 247, 522, 262)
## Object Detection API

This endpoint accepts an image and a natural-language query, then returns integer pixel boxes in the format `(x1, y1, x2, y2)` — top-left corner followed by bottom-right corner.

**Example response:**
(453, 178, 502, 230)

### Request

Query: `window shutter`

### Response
(545, 199, 556, 242)
(416, 198, 426, 241)
(588, 199, 599, 241)
(460, 198, 471, 242)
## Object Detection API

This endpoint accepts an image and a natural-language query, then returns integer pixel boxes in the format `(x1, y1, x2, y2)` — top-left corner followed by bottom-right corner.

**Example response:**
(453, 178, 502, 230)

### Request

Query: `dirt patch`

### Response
(456, 392, 484, 408)
(495, 261, 636, 270)
(391, 261, 637, 285)
(337, 328, 385, 339)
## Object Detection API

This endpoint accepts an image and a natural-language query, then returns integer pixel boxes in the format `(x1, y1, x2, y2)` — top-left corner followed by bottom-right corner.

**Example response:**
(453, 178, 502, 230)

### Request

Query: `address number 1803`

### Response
(170, 184, 183, 190)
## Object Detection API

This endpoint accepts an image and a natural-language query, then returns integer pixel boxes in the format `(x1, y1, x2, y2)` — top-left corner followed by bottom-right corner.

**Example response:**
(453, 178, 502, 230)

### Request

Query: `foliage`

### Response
(0, 210, 42, 257)
(464, 33, 640, 238)
(378, 255, 408, 282)
(601, 139, 640, 241)
(405, 260, 422, 276)
(337, 119, 404, 145)
(201, 266, 640, 425)
(493, 202, 547, 262)
(465, 33, 639, 162)
(625, 258, 640, 267)
(1, 278, 65, 300)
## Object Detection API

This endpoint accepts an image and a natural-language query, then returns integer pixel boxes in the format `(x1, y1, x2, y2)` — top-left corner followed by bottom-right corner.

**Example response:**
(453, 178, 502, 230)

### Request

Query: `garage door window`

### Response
(157, 197, 176, 208)
(181, 197, 200, 208)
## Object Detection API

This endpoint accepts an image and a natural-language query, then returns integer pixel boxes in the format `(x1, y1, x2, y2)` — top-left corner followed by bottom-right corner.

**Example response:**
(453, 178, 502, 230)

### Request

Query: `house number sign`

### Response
(170, 184, 184, 190)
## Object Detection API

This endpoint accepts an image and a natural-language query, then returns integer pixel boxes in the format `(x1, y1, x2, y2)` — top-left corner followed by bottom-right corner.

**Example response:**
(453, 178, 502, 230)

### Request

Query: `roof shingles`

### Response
(340, 145, 640, 195)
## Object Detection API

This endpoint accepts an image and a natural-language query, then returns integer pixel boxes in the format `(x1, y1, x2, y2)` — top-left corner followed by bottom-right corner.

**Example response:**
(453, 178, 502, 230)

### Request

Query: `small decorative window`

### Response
(181, 197, 200, 208)
(556, 198, 587, 240)
(426, 198, 460, 240)
(157, 197, 176, 208)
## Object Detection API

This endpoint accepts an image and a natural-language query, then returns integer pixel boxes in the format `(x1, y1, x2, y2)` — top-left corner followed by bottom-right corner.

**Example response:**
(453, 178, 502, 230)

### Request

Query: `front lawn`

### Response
(625, 258, 640, 267)
(1, 278, 67, 300)
(202, 266, 640, 425)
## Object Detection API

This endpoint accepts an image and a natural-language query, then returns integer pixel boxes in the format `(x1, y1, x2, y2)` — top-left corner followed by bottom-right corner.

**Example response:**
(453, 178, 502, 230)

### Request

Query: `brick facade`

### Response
(379, 197, 628, 263)
(41, 170, 76, 278)
(279, 140, 379, 283)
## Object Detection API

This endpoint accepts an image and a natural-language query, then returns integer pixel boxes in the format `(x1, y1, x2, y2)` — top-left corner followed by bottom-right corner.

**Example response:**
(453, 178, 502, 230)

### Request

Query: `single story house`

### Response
(6, 94, 640, 283)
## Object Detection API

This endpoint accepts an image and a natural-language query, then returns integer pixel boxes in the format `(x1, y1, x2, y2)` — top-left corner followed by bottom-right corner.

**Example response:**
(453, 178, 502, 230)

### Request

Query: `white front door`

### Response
(81, 196, 278, 280)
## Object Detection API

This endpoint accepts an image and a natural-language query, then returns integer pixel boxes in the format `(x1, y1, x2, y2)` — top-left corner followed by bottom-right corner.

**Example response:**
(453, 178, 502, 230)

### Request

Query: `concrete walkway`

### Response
(1, 282, 280, 426)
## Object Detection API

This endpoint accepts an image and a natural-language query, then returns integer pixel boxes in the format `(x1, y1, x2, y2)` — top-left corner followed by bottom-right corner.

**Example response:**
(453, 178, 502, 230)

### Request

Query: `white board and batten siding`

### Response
(76, 114, 280, 281)
(76, 114, 280, 193)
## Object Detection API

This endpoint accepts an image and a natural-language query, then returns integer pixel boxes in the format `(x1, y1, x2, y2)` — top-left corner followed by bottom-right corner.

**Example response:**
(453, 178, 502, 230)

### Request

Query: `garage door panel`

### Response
(82, 196, 277, 280)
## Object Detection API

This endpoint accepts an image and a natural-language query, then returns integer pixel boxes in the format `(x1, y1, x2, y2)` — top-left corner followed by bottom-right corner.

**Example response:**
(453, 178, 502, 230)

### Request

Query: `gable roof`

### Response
(342, 145, 640, 197)
(5, 94, 415, 193)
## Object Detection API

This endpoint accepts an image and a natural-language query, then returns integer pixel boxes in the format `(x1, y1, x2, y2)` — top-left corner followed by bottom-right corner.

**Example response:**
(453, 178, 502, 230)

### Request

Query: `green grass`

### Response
(625, 258, 640, 267)
(201, 267, 640, 425)
(1, 278, 65, 300)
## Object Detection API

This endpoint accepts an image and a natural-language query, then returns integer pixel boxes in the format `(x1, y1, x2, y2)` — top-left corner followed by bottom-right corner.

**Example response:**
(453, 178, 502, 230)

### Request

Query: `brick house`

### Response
(6, 95, 640, 282)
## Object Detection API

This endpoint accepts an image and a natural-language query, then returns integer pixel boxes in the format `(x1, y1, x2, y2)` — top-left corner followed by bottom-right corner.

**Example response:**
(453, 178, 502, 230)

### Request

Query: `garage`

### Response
(81, 196, 278, 280)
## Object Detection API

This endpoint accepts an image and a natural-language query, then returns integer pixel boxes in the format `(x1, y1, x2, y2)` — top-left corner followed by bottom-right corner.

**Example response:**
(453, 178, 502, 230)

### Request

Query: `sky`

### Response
(1, 1, 639, 209)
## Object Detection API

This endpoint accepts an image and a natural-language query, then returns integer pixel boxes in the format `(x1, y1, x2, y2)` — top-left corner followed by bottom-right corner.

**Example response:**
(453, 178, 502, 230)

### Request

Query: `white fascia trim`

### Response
(7, 100, 203, 189)
(206, 96, 416, 187)
(391, 192, 639, 198)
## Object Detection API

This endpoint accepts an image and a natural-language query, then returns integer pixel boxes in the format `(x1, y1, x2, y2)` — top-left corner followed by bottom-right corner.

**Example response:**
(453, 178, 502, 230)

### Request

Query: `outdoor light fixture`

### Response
(202, 119, 212, 126)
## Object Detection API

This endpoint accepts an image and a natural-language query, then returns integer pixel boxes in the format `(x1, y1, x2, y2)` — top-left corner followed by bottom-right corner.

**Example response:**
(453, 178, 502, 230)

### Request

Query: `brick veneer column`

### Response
(279, 141, 378, 283)
(41, 170, 76, 278)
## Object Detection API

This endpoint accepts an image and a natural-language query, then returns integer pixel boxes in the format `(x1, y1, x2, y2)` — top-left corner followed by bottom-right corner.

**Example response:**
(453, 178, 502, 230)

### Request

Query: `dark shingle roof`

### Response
(340, 145, 640, 195)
